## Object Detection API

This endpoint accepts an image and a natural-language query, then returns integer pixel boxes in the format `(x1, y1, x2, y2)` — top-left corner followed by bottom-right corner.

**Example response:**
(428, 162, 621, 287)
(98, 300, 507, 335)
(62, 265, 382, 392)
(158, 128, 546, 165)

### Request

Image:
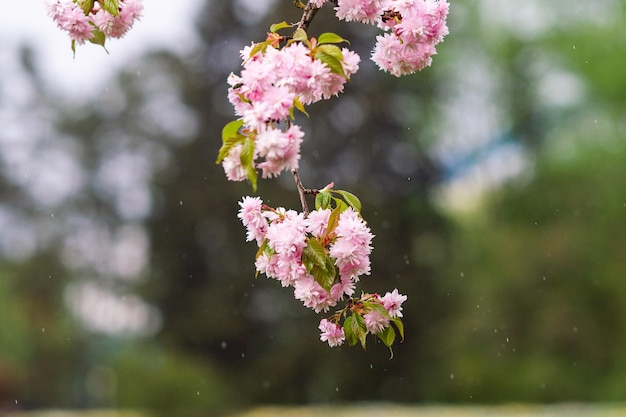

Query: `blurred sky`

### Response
(0, 0, 202, 97)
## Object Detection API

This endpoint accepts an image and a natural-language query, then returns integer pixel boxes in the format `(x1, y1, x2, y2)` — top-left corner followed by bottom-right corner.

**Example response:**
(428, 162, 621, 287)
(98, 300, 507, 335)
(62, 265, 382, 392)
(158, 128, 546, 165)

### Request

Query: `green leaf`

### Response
(216, 120, 245, 164)
(377, 326, 396, 359)
(304, 238, 327, 269)
(248, 42, 266, 58)
(333, 190, 362, 212)
(88, 27, 107, 51)
(77, 0, 95, 15)
(315, 191, 331, 210)
(255, 239, 269, 261)
(378, 325, 396, 347)
(100, 0, 119, 15)
(222, 119, 244, 141)
(332, 198, 348, 213)
(325, 206, 341, 236)
(270, 21, 291, 33)
(317, 32, 349, 45)
(292, 28, 308, 43)
(354, 313, 368, 349)
(392, 318, 405, 342)
(315, 51, 347, 78)
(241, 138, 257, 191)
(216, 135, 245, 164)
(364, 301, 391, 318)
(343, 316, 357, 346)
(312, 266, 334, 293)
(293, 96, 309, 118)
(316, 44, 344, 61)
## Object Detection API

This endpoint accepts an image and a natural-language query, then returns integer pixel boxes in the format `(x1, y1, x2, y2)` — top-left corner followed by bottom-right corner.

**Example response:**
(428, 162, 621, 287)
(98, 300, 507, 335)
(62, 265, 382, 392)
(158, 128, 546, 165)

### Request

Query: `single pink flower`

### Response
(319, 318, 345, 347)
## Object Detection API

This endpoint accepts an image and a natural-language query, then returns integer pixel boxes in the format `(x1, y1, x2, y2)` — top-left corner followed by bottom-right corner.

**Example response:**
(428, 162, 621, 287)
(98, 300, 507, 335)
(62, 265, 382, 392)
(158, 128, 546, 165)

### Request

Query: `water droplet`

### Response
(542, 276, 547, 281)
(221, 341, 227, 349)
(572, 45, 576, 50)
(41, 328, 45, 333)
(370, 364, 373, 369)
(241, 353, 245, 358)
(450, 373, 454, 380)
(197, 391, 200, 396)
(179, 201, 183, 206)
(51, 213, 55, 218)
(335, 387, 339, 392)
(476, 304, 480, 309)
(573, 326, 578, 333)
(407, 177, 411, 181)
(494, 329, 498, 333)
(460, 272, 464, 278)
(506, 337, 509, 343)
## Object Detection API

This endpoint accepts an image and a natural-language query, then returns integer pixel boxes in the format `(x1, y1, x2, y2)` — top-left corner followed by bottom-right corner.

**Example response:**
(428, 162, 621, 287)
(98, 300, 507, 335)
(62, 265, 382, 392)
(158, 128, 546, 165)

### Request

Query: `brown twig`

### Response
(292, 169, 319, 217)
(291, 1, 323, 215)
(295, 1, 321, 32)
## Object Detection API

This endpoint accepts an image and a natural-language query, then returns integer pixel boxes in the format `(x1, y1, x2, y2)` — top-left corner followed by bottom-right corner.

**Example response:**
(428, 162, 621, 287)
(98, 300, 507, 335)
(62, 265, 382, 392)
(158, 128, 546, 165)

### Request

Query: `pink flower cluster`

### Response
(46, 0, 143, 45)
(223, 42, 360, 180)
(238, 196, 407, 347)
(318, 289, 406, 347)
(311, 0, 449, 76)
(238, 196, 372, 311)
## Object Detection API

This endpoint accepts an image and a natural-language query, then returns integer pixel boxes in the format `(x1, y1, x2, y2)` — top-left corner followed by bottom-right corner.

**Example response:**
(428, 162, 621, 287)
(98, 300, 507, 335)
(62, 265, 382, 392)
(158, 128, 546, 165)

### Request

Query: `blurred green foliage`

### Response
(0, 0, 625, 414)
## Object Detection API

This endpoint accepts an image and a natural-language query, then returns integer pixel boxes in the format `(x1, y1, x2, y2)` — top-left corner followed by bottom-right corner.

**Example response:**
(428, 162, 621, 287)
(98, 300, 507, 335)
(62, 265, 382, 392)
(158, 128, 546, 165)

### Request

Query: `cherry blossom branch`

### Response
(292, 169, 319, 217)
(295, 1, 321, 32)
(291, 0, 321, 216)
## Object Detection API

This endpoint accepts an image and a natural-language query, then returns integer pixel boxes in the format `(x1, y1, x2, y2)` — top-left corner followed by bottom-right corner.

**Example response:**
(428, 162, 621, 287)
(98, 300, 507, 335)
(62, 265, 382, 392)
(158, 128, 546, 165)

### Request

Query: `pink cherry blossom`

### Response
(380, 288, 407, 318)
(319, 319, 345, 347)
(46, 0, 143, 45)
(304, 208, 331, 238)
(46, 0, 94, 44)
(238, 196, 268, 244)
(255, 125, 304, 178)
(363, 309, 390, 334)
(329, 208, 374, 280)
(334, 0, 388, 24)
(92, 0, 143, 39)
(221, 143, 248, 182)
(372, 0, 449, 76)
(294, 275, 335, 313)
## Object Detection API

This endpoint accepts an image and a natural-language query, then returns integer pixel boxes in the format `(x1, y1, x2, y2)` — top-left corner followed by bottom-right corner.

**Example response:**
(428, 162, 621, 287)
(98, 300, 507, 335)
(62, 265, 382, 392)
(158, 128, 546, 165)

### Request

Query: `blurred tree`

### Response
(1, 0, 623, 413)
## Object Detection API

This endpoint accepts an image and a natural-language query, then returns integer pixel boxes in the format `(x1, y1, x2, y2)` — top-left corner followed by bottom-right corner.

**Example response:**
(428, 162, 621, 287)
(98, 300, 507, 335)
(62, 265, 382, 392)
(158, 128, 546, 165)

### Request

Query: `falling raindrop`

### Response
(221, 341, 227, 350)
(450, 374, 454, 380)
(179, 201, 183, 206)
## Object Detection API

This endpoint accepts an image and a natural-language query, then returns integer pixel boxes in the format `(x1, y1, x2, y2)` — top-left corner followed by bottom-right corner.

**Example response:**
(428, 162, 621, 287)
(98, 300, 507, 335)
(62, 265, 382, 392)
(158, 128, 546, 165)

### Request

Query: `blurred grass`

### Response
(233, 404, 626, 417)
(6, 404, 626, 417)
